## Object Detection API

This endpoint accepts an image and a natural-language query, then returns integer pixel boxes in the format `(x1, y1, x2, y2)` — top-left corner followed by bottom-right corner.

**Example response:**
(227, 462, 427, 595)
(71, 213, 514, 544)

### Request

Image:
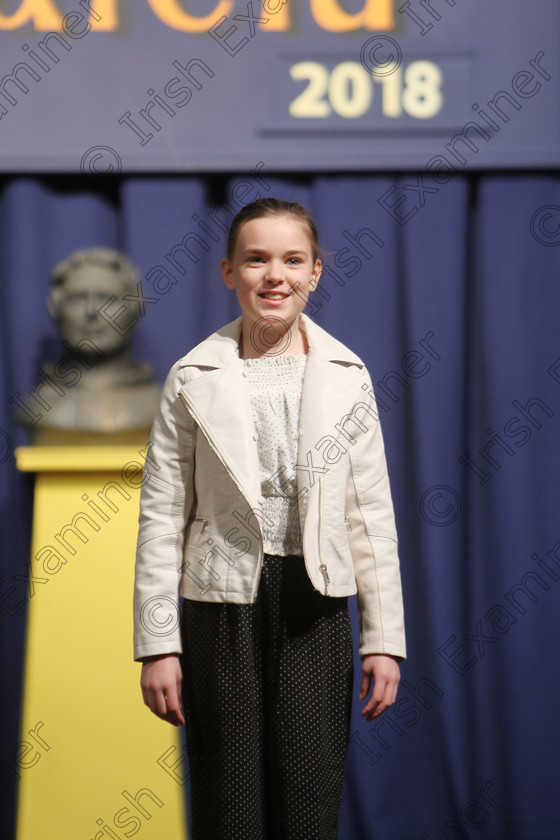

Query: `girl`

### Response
(133, 198, 406, 840)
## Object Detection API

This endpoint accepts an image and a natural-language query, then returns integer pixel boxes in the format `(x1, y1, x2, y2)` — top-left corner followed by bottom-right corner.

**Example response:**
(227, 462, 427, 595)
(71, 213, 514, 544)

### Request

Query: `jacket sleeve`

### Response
(345, 368, 406, 660)
(133, 362, 196, 661)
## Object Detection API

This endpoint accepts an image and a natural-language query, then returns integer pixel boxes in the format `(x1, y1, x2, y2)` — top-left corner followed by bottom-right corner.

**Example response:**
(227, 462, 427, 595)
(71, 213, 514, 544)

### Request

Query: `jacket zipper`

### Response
(317, 476, 329, 595)
(319, 563, 330, 595)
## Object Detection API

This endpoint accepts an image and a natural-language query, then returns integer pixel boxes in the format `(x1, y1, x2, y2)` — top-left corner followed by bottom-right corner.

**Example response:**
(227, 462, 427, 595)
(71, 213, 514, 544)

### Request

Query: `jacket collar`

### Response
(177, 313, 367, 512)
(178, 314, 364, 369)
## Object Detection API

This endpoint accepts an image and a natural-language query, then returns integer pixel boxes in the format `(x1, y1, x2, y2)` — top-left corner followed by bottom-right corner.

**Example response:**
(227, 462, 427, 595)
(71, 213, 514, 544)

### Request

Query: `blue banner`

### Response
(0, 0, 558, 171)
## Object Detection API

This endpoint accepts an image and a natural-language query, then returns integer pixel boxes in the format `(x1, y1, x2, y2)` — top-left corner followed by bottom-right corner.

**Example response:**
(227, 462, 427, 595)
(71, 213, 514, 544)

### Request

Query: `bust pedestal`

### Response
(15, 446, 188, 840)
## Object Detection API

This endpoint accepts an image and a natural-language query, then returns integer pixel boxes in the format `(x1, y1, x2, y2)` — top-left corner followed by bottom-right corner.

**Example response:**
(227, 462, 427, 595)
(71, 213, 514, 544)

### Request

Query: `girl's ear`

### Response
(309, 258, 322, 291)
(220, 258, 235, 289)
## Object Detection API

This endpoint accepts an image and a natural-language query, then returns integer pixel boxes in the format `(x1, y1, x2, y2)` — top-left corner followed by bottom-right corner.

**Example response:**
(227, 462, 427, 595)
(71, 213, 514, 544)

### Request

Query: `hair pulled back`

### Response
(227, 198, 320, 261)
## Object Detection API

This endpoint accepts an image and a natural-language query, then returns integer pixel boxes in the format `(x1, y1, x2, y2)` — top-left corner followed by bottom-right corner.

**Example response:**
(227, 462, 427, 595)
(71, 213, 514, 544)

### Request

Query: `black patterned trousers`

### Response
(180, 554, 354, 840)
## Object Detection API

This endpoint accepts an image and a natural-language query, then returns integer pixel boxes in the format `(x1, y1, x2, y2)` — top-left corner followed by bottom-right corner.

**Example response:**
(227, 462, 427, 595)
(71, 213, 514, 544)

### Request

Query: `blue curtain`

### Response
(1, 172, 559, 840)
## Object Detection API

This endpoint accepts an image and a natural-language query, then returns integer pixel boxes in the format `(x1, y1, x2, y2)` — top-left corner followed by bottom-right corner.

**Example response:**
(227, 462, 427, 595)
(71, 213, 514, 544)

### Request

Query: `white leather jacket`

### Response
(133, 315, 406, 661)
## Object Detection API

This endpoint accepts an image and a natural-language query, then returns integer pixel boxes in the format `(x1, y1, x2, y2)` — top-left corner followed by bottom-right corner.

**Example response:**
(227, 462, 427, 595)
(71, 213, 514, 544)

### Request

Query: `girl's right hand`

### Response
(140, 653, 185, 726)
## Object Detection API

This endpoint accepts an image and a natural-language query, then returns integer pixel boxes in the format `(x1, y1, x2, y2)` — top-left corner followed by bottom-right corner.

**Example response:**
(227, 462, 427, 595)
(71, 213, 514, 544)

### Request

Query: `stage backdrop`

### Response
(1, 170, 560, 840)
(0, 0, 558, 171)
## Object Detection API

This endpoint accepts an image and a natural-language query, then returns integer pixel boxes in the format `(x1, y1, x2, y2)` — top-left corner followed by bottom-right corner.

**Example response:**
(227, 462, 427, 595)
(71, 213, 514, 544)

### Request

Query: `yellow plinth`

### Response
(15, 446, 188, 840)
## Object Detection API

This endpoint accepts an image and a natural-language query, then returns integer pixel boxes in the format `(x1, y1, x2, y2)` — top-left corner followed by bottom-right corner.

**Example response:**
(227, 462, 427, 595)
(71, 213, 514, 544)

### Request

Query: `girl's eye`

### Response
(288, 257, 302, 265)
(248, 255, 264, 263)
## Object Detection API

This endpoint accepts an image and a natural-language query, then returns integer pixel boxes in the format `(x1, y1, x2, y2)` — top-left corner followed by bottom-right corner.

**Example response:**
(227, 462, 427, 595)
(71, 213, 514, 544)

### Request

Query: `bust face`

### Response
(54, 264, 136, 357)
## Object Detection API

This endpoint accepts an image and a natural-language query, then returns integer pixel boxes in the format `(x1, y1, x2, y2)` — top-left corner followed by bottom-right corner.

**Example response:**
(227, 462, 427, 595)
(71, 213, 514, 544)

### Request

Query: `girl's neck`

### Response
(239, 316, 308, 359)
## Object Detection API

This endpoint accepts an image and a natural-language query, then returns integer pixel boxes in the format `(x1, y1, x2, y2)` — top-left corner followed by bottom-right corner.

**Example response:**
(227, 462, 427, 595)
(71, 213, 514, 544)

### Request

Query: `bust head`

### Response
(47, 247, 139, 358)
(14, 247, 160, 441)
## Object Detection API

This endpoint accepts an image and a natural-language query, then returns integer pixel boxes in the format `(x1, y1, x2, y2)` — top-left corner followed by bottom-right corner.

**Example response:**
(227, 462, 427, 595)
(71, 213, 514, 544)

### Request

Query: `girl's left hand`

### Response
(359, 654, 401, 722)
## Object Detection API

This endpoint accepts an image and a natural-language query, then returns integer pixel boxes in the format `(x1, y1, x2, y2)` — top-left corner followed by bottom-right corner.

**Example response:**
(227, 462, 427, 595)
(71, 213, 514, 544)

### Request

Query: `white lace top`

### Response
(244, 353, 307, 556)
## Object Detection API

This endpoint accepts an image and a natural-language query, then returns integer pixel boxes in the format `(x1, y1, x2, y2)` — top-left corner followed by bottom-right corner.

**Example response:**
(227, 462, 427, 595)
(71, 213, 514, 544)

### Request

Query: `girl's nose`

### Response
(264, 259, 284, 281)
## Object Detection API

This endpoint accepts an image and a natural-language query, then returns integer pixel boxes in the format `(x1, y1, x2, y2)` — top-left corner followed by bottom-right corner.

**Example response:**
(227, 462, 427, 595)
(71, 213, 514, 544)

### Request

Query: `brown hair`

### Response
(226, 197, 320, 261)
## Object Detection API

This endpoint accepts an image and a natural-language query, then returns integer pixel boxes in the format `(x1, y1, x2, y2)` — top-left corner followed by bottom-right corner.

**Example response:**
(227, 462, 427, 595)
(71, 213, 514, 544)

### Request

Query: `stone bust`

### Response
(15, 247, 160, 444)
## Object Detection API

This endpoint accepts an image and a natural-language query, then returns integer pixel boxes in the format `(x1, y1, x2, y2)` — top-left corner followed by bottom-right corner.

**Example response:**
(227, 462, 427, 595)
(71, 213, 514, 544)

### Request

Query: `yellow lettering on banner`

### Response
(0, 0, 62, 30)
(84, 0, 119, 31)
(260, 0, 290, 31)
(310, 0, 394, 32)
(147, 0, 233, 32)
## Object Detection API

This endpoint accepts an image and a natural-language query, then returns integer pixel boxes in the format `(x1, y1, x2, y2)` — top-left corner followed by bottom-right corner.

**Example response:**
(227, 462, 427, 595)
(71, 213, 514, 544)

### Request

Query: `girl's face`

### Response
(221, 214, 322, 331)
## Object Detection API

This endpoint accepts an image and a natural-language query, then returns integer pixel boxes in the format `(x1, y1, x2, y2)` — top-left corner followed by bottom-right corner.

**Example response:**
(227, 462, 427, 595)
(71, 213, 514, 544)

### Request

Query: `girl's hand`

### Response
(140, 654, 185, 727)
(359, 654, 401, 722)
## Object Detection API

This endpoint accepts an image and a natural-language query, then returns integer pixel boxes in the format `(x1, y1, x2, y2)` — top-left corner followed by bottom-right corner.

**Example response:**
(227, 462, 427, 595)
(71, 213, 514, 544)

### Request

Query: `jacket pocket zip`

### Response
(319, 563, 330, 595)
(317, 476, 329, 595)
(193, 516, 208, 531)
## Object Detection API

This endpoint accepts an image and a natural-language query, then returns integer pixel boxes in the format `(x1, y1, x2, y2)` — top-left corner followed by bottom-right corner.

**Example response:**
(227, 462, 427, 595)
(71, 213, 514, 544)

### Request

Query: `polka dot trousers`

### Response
(181, 554, 354, 840)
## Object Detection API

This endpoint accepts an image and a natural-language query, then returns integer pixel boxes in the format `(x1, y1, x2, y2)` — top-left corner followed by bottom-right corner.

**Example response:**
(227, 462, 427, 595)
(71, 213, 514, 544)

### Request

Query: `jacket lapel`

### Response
(296, 315, 365, 506)
(177, 318, 261, 509)
(297, 350, 362, 498)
